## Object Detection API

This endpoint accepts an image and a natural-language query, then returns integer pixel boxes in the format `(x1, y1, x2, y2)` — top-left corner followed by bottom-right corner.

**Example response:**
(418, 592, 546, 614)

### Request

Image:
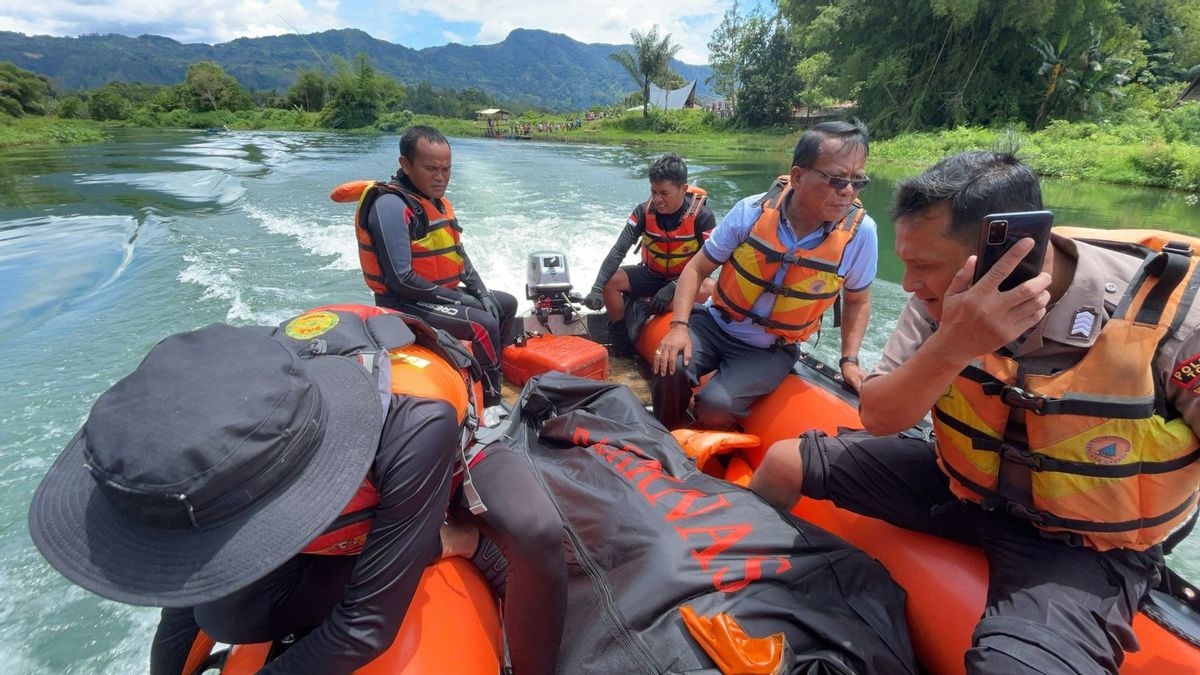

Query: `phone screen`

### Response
(972, 210, 1054, 292)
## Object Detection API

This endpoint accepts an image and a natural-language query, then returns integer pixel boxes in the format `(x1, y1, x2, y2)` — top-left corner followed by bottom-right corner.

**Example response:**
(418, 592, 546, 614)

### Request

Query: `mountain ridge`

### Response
(0, 27, 712, 112)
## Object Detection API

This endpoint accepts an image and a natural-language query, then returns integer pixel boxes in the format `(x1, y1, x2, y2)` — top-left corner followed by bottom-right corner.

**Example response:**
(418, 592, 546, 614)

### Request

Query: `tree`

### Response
(707, 2, 747, 107)
(778, 0, 1141, 134)
(284, 69, 327, 112)
(56, 95, 86, 119)
(88, 83, 132, 120)
(610, 25, 682, 119)
(736, 15, 803, 127)
(0, 61, 49, 116)
(184, 61, 253, 112)
(321, 54, 386, 128)
(1034, 27, 1132, 125)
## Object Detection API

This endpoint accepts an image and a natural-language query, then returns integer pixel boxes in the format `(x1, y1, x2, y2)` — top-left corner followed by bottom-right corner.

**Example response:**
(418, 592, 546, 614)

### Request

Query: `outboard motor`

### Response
(524, 251, 586, 335)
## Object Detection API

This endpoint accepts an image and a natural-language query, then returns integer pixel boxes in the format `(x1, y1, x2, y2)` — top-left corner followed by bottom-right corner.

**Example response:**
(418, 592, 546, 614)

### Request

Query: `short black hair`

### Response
(648, 153, 688, 186)
(891, 151, 1043, 245)
(791, 119, 869, 169)
(399, 125, 449, 160)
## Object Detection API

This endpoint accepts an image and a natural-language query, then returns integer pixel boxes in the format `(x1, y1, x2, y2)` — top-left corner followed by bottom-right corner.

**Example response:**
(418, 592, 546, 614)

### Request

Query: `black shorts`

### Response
(620, 264, 673, 299)
(797, 430, 1162, 673)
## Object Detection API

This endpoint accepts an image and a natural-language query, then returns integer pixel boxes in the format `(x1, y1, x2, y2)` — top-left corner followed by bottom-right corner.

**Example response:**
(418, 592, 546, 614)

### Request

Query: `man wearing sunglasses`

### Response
(651, 120, 877, 430)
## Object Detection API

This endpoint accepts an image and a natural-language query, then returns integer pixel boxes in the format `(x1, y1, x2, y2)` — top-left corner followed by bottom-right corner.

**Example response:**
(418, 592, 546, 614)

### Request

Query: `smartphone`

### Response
(972, 210, 1054, 291)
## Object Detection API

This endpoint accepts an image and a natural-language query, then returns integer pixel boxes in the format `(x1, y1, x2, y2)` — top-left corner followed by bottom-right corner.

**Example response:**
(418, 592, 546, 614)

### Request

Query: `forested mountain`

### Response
(0, 28, 710, 111)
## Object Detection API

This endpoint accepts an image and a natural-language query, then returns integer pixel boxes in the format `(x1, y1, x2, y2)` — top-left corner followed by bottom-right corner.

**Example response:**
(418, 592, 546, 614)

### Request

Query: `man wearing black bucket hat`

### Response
(29, 308, 566, 675)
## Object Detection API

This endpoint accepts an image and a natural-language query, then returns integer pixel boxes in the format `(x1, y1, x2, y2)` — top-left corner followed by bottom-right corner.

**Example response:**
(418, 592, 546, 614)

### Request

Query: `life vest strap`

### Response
(958, 367, 1158, 419)
(1136, 245, 1193, 325)
(935, 408, 1200, 478)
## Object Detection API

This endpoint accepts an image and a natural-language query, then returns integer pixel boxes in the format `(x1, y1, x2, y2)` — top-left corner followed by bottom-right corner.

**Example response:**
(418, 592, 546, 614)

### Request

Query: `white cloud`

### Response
(0, 0, 728, 64)
(401, 0, 727, 63)
(0, 0, 344, 44)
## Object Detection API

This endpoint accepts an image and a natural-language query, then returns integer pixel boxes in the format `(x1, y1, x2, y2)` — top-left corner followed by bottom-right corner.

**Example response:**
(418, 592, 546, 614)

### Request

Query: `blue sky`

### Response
(0, 0, 775, 64)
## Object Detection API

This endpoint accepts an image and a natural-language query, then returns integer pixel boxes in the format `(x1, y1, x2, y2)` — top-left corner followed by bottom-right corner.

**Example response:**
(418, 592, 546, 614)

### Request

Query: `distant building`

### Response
(476, 108, 513, 122)
(648, 81, 699, 110)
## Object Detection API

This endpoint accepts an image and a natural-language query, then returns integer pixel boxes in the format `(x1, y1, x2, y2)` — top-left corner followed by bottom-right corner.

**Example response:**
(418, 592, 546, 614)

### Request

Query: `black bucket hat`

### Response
(28, 323, 384, 607)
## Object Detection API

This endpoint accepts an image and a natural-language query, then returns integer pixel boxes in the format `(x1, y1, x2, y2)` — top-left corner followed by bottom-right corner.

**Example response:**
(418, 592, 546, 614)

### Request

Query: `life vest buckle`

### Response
(999, 443, 1044, 470)
(1000, 385, 1048, 414)
(1005, 502, 1049, 525)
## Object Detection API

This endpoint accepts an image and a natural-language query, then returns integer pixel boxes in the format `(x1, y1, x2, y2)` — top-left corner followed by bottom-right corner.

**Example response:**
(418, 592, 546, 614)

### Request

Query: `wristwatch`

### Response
(838, 355, 859, 367)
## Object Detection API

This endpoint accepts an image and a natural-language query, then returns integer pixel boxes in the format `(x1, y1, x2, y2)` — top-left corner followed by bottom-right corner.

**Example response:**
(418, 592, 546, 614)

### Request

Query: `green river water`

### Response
(1, 128, 1197, 672)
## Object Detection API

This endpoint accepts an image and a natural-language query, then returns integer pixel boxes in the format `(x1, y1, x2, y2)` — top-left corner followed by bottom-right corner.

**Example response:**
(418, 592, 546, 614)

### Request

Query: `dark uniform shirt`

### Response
(868, 234, 1200, 435)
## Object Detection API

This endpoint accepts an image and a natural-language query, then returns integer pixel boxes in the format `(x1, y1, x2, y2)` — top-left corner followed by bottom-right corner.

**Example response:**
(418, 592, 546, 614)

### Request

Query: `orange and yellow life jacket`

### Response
(933, 228, 1200, 551)
(332, 180, 466, 293)
(276, 304, 483, 556)
(711, 176, 864, 344)
(640, 186, 709, 278)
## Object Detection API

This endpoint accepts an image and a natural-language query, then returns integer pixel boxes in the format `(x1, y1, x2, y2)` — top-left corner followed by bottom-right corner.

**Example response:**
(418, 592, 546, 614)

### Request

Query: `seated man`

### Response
(751, 151, 1200, 673)
(355, 124, 517, 406)
(583, 153, 717, 354)
(28, 308, 566, 675)
(652, 121, 877, 430)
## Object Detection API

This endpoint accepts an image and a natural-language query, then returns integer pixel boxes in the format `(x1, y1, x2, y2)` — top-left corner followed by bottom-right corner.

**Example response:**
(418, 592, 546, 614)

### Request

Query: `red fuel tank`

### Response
(501, 334, 608, 386)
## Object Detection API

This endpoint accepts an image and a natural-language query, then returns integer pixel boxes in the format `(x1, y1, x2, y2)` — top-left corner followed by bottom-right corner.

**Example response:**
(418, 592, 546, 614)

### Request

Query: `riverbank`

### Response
(0, 116, 107, 147)
(8, 107, 1200, 193)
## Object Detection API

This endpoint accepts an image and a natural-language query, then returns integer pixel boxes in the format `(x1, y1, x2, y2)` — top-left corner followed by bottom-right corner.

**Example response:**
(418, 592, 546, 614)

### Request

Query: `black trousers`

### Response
(378, 291, 518, 407)
(797, 431, 1162, 675)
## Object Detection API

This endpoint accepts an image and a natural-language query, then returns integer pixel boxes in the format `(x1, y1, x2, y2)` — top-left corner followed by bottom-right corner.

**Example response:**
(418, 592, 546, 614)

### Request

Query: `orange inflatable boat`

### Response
(205, 558, 502, 674)
(635, 312, 1200, 675)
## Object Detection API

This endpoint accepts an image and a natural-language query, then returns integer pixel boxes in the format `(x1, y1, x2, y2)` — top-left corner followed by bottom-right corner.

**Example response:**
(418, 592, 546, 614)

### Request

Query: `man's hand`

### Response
(479, 293, 502, 321)
(654, 324, 692, 376)
(650, 282, 677, 315)
(938, 238, 1052, 359)
(583, 290, 605, 311)
(841, 361, 864, 392)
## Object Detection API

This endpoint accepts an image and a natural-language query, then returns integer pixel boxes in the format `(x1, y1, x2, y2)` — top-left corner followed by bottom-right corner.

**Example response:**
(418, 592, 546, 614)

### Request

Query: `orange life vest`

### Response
(334, 180, 466, 293)
(933, 229, 1200, 551)
(711, 176, 864, 344)
(640, 186, 709, 278)
(277, 304, 482, 556)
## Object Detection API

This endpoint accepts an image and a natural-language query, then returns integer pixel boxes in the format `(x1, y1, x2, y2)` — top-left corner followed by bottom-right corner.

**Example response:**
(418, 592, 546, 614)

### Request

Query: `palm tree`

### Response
(610, 25, 682, 120)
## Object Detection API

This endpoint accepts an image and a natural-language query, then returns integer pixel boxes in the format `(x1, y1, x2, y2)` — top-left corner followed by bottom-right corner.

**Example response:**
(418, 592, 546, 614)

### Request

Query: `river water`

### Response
(1, 128, 1197, 672)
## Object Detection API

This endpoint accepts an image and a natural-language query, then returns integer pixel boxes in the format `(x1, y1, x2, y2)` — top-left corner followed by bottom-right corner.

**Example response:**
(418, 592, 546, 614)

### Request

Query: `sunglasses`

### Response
(811, 168, 871, 191)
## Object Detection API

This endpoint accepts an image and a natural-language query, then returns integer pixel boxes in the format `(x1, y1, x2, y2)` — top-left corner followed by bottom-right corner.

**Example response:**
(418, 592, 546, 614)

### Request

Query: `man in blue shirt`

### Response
(651, 121, 878, 429)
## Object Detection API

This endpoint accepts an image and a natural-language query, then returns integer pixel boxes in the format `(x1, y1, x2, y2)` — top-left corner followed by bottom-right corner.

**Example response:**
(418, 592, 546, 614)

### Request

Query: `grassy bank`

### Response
(872, 115, 1200, 193)
(10, 105, 1200, 193)
(0, 116, 108, 147)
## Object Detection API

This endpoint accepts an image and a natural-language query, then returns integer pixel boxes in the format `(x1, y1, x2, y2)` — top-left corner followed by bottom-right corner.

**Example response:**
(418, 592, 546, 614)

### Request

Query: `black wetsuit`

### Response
(364, 173, 517, 406)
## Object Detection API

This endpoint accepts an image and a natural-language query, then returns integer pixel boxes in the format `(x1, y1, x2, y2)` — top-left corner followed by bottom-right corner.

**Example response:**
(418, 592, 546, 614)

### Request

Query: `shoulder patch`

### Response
(1170, 353, 1200, 389)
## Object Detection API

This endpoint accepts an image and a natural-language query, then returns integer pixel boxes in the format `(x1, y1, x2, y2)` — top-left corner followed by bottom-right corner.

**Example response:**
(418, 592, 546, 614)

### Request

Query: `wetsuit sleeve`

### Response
(261, 397, 460, 674)
(368, 194, 466, 304)
(590, 205, 645, 293)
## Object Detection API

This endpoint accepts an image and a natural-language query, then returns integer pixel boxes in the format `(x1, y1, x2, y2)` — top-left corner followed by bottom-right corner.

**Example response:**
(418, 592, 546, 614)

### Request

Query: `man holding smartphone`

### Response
(651, 120, 878, 430)
(750, 151, 1200, 672)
